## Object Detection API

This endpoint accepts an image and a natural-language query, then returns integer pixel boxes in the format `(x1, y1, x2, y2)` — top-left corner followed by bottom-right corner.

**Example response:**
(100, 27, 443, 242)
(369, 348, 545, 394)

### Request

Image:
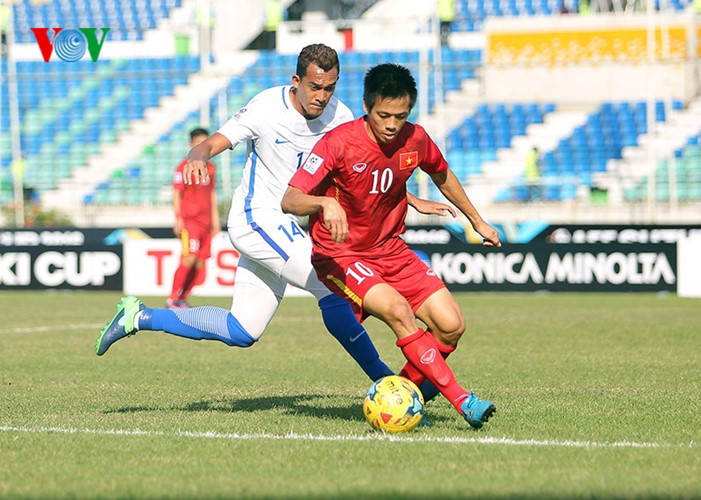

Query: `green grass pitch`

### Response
(0, 291, 699, 499)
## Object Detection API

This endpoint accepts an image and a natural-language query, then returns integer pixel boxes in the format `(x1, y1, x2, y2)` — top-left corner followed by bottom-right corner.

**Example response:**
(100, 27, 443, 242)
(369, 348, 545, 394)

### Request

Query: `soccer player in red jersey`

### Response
(282, 63, 502, 429)
(168, 127, 220, 308)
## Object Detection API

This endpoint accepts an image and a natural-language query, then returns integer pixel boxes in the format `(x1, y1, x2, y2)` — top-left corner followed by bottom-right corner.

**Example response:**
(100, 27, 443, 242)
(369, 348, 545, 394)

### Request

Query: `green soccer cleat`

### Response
(461, 393, 496, 430)
(95, 296, 144, 356)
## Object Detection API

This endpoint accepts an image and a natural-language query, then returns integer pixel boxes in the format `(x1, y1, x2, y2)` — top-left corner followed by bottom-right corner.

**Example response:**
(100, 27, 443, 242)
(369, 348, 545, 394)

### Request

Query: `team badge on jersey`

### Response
(399, 151, 419, 170)
(303, 153, 324, 174)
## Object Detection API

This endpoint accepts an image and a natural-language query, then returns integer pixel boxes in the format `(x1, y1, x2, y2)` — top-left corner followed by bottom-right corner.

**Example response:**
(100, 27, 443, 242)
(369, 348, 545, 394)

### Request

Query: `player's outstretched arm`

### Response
(406, 191, 457, 217)
(430, 169, 501, 247)
(184, 133, 232, 186)
(281, 186, 348, 243)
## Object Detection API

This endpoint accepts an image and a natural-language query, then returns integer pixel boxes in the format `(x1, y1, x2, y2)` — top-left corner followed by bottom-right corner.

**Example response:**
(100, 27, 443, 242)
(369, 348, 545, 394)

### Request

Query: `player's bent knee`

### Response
(225, 313, 260, 348)
(438, 329, 463, 347)
(364, 285, 415, 329)
(381, 298, 415, 326)
(434, 317, 466, 347)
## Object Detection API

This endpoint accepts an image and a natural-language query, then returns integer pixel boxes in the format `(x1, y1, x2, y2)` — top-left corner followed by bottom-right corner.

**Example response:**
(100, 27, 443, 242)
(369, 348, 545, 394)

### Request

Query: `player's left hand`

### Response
(474, 220, 501, 247)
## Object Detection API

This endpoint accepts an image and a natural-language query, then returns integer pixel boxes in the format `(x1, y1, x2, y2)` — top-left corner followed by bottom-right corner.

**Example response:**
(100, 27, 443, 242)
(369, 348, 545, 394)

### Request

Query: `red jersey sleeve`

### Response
(288, 134, 338, 194)
(420, 130, 449, 175)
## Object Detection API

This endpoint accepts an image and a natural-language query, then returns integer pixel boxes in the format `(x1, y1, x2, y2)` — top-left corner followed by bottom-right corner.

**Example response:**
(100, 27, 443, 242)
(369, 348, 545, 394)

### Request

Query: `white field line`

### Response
(0, 425, 695, 449)
(0, 324, 103, 334)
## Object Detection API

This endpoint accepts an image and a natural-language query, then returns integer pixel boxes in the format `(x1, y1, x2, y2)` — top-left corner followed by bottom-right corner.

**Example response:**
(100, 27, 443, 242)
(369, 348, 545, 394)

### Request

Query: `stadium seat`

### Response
(11, 0, 182, 42)
(4, 54, 201, 201)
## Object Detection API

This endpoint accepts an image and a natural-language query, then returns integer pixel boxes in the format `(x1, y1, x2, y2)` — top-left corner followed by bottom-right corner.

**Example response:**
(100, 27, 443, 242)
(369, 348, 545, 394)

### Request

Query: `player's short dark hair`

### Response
(190, 127, 209, 140)
(363, 63, 417, 112)
(296, 44, 340, 79)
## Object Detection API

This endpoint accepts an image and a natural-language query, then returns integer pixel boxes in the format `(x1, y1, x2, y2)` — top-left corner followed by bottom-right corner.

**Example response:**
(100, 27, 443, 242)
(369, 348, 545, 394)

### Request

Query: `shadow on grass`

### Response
(107, 394, 361, 422)
(105, 394, 451, 425)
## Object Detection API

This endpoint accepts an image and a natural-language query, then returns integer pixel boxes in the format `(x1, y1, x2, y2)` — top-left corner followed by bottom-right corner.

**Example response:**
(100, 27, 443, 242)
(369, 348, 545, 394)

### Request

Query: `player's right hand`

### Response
(321, 198, 348, 243)
(183, 159, 209, 185)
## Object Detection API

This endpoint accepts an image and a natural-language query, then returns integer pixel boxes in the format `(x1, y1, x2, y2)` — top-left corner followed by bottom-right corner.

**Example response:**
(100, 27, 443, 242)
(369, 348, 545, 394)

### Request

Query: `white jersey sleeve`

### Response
(217, 90, 271, 148)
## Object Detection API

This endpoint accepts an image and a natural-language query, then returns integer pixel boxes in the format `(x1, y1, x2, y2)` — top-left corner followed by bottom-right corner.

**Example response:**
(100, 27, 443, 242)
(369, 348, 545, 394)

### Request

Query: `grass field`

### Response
(0, 291, 699, 499)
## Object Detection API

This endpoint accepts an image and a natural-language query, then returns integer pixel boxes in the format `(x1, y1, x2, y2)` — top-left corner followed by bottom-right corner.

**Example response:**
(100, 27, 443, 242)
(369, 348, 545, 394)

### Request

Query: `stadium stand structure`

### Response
(451, 0, 694, 31)
(37, 52, 255, 214)
(623, 142, 701, 202)
(1, 56, 201, 205)
(5, 46, 701, 221)
(604, 99, 701, 203)
(12, 0, 182, 42)
(77, 47, 482, 208)
(2, 0, 701, 226)
(493, 99, 691, 203)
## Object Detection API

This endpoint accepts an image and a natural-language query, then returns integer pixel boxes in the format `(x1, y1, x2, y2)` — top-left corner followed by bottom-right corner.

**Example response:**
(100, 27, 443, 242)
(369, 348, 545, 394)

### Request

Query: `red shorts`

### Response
(313, 243, 445, 323)
(180, 221, 212, 260)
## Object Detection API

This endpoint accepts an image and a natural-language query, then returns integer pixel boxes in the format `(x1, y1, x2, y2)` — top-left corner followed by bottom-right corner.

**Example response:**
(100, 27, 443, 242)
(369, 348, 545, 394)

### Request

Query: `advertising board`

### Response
(1, 225, 698, 296)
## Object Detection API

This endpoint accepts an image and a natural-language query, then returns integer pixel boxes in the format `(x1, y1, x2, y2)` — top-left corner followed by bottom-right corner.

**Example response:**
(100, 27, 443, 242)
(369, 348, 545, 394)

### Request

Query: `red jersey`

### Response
(173, 158, 216, 227)
(288, 117, 448, 257)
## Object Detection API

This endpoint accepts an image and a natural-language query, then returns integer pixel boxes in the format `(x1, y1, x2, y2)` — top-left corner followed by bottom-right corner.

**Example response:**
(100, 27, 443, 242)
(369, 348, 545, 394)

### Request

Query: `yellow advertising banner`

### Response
(487, 27, 688, 64)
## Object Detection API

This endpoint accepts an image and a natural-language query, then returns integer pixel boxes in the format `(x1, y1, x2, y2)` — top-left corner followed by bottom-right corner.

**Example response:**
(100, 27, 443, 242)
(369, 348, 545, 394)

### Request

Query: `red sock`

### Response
(169, 264, 193, 300)
(399, 332, 456, 387)
(180, 266, 200, 300)
(193, 266, 206, 286)
(397, 329, 467, 412)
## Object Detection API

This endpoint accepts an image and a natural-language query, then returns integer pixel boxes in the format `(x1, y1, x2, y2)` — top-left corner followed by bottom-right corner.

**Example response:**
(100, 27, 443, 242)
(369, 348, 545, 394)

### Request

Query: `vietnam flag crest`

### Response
(399, 151, 419, 170)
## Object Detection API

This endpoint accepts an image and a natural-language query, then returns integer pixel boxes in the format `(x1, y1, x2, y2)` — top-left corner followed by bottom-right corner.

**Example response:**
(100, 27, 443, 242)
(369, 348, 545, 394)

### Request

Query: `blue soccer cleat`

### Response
(95, 296, 144, 356)
(461, 393, 496, 430)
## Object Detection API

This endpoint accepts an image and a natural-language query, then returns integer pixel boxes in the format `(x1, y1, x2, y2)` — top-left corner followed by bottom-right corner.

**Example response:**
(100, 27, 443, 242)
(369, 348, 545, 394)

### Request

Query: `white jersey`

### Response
(217, 85, 353, 225)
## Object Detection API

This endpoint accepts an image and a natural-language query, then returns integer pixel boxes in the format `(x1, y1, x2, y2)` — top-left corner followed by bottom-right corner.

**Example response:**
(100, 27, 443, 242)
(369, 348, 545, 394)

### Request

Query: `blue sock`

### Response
(319, 294, 394, 381)
(418, 379, 441, 403)
(138, 306, 256, 347)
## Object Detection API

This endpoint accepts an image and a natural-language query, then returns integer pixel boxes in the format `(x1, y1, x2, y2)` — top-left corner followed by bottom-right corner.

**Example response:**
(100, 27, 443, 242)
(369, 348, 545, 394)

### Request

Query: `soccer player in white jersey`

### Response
(96, 44, 453, 385)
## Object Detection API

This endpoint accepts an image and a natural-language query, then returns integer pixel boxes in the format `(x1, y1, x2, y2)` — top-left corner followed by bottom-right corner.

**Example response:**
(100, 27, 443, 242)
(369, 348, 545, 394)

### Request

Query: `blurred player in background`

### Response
(437, 0, 455, 46)
(281, 63, 500, 429)
(96, 44, 450, 387)
(167, 127, 220, 309)
(263, 0, 285, 50)
(524, 146, 541, 201)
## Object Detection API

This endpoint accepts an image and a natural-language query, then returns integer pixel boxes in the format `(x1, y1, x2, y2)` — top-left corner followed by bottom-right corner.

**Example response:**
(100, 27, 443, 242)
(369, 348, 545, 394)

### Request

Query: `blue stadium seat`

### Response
(12, 0, 181, 42)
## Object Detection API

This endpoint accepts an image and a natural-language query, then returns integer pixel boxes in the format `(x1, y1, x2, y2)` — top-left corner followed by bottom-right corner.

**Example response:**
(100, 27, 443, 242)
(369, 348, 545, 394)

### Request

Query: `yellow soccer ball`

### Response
(363, 375, 424, 433)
